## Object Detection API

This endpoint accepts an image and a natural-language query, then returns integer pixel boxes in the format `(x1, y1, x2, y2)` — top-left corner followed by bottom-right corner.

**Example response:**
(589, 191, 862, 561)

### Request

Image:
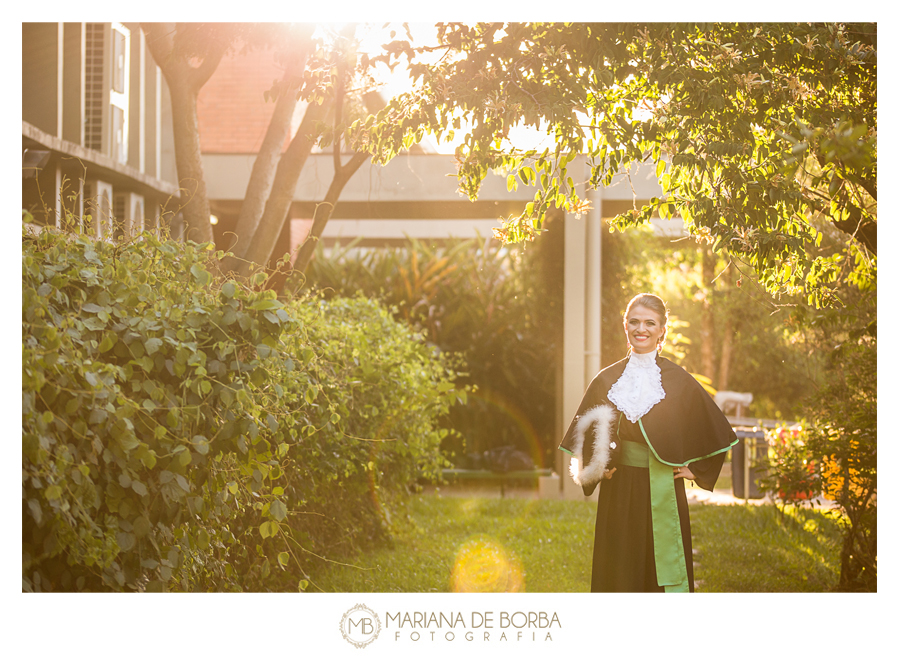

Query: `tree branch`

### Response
(333, 67, 346, 175)
(850, 171, 877, 203)
(190, 37, 229, 91)
(141, 23, 176, 75)
(289, 151, 369, 281)
(830, 206, 877, 255)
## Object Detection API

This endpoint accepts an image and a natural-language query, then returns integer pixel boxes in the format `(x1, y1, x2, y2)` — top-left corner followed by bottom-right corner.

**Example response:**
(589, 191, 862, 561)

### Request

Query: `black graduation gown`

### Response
(559, 354, 738, 593)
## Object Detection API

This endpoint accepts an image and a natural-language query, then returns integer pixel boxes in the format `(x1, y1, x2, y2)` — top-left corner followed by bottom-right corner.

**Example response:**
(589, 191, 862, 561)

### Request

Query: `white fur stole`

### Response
(568, 404, 617, 489)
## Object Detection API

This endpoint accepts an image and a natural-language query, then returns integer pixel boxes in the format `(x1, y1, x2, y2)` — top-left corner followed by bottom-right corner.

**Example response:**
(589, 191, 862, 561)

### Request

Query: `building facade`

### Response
(22, 22, 180, 238)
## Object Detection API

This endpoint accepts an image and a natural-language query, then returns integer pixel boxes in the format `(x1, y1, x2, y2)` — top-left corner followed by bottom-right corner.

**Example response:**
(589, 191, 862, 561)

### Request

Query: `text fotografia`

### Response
(387, 611, 561, 642)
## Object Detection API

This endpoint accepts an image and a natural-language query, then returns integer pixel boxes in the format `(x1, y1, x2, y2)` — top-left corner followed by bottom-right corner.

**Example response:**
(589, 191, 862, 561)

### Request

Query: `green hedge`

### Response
(22, 228, 461, 591)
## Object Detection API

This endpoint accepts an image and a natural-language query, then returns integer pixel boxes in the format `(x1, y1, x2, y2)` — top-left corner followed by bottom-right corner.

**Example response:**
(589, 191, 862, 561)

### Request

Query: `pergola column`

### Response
(558, 179, 603, 500)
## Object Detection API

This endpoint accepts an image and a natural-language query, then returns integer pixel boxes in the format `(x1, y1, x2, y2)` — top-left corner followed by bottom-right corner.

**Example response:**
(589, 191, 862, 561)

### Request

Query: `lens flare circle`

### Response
(450, 536, 525, 592)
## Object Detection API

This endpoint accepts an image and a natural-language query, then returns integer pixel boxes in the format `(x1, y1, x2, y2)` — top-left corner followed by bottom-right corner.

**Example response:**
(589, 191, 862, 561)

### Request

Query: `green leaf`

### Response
(269, 499, 288, 522)
(133, 515, 151, 537)
(190, 264, 212, 287)
(116, 432, 140, 452)
(259, 521, 279, 538)
(191, 435, 210, 455)
(175, 473, 191, 492)
(177, 449, 192, 468)
(139, 448, 157, 469)
(116, 531, 136, 551)
(278, 552, 290, 567)
(83, 316, 105, 331)
(99, 332, 117, 353)
(250, 299, 283, 311)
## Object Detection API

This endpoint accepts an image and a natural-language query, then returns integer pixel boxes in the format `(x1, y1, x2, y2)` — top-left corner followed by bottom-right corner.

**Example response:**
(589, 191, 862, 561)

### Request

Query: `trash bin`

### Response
(731, 429, 767, 499)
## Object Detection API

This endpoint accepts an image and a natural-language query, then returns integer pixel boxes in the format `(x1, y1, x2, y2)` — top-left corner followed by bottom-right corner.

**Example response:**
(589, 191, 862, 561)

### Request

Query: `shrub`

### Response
(269, 294, 463, 581)
(758, 334, 876, 591)
(803, 336, 876, 591)
(761, 427, 820, 507)
(303, 236, 559, 465)
(22, 227, 460, 591)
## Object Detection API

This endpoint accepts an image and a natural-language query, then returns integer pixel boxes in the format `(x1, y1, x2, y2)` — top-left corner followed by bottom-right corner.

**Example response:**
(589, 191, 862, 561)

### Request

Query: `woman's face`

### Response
(624, 305, 665, 354)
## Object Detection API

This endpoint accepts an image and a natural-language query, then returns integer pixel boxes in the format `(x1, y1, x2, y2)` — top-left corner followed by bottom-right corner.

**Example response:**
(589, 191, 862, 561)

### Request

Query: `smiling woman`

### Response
(624, 294, 667, 355)
(558, 292, 739, 592)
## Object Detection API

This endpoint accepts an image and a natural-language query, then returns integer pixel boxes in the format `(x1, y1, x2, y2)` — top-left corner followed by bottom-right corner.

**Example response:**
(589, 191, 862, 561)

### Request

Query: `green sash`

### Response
(618, 437, 690, 593)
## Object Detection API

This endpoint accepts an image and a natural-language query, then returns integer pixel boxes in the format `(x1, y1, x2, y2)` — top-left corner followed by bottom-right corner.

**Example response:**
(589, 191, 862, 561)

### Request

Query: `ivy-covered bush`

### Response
(22, 227, 460, 591)
(271, 295, 463, 575)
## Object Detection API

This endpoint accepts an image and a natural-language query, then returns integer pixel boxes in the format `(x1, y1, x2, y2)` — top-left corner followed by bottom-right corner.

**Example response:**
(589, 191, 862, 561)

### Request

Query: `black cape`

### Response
(558, 354, 738, 592)
(559, 354, 738, 493)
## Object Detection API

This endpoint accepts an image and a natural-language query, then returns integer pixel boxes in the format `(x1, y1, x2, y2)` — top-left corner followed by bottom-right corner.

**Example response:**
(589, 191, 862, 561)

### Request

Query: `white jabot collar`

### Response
(607, 351, 666, 422)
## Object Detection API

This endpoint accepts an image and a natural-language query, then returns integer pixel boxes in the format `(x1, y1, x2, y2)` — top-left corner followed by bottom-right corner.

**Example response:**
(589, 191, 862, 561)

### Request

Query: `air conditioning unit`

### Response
(84, 179, 114, 239)
(113, 191, 145, 238)
(84, 22, 130, 164)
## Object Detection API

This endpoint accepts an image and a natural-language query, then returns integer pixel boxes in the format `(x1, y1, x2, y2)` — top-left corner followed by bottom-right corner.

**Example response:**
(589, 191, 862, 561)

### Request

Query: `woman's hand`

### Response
(602, 467, 617, 480)
(673, 466, 695, 480)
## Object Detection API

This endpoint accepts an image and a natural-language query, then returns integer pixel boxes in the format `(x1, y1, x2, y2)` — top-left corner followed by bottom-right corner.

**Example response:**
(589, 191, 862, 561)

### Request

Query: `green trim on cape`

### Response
(638, 419, 739, 467)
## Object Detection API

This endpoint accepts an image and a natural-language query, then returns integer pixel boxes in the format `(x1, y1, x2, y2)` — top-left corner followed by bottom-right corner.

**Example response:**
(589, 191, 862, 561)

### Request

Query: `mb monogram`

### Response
(340, 604, 382, 648)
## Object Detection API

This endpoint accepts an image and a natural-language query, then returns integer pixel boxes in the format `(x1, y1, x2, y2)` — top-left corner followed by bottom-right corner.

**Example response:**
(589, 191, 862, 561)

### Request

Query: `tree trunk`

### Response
(225, 43, 311, 264)
(700, 245, 717, 380)
(143, 23, 227, 245)
(717, 266, 734, 390)
(228, 97, 299, 257)
(235, 100, 329, 278)
(718, 316, 733, 390)
(168, 81, 214, 243)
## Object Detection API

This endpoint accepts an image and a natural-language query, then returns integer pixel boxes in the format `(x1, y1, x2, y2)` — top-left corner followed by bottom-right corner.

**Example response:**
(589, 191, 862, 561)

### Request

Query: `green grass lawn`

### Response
(304, 493, 843, 593)
(691, 503, 842, 592)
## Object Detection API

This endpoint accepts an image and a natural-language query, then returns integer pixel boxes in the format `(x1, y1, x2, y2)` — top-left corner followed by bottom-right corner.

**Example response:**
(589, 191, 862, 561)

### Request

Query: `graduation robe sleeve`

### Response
(558, 358, 629, 496)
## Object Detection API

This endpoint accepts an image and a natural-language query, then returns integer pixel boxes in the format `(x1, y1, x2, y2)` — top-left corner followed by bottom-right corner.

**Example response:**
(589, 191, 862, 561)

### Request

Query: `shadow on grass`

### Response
(691, 503, 842, 592)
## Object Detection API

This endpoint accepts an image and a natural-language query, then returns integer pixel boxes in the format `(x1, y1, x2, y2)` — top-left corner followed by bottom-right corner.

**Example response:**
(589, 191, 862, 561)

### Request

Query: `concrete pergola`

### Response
(205, 152, 680, 499)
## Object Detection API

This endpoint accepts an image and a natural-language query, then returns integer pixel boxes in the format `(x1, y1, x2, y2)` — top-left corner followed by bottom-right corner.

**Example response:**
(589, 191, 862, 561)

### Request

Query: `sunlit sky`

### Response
(348, 21, 556, 155)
